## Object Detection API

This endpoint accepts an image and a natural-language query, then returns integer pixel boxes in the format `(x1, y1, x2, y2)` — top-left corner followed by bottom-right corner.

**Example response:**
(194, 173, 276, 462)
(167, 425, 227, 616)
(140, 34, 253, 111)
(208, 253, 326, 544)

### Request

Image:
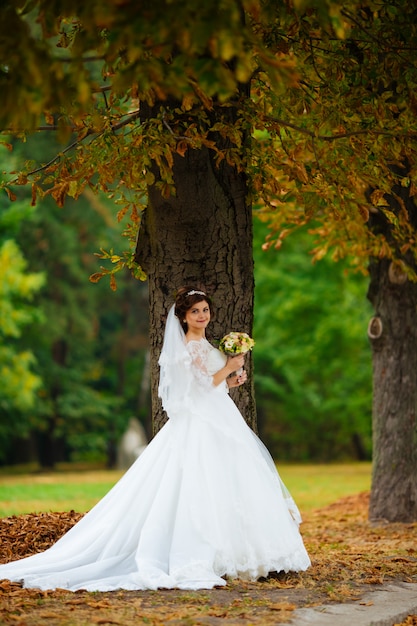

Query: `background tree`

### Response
(0, 0, 416, 520)
(253, 220, 373, 462)
(0, 238, 44, 459)
(0, 136, 150, 467)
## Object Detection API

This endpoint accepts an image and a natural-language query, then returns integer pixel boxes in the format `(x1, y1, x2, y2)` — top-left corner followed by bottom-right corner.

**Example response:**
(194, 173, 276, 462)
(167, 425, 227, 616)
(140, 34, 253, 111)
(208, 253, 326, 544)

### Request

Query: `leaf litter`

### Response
(0, 492, 415, 625)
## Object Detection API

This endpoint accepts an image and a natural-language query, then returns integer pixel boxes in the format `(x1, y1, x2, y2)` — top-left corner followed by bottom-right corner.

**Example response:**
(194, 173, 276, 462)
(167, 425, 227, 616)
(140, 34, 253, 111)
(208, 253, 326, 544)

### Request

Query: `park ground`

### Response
(0, 466, 416, 625)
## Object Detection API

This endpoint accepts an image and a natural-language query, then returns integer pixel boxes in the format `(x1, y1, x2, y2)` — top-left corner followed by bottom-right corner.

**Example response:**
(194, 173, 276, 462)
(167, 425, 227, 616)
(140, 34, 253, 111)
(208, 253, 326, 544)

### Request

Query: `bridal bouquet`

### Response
(219, 332, 255, 356)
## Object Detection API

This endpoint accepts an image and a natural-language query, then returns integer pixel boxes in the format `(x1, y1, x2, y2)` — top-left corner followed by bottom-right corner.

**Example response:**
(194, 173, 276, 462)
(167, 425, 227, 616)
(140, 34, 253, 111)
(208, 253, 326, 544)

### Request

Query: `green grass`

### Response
(0, 469, 124, 517)
(278, 462, 371, 512)
(0, 462, 372, 518)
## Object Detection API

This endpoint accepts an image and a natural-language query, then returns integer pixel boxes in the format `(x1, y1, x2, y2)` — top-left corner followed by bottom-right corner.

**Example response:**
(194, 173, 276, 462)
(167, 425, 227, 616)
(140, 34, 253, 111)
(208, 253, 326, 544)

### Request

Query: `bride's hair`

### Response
(175, 286, 212, 332)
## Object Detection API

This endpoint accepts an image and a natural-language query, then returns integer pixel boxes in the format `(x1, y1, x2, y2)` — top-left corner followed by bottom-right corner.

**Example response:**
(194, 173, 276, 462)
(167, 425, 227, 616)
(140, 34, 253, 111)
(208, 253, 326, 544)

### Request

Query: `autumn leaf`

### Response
(31, 183, 37, 206)
(110, 274, 117, 291)
(268, 601, 296, 611)
(89, 272, 105, 283)
(117, 206, 129, 222)
(5, 187, 17, 202)
(176, 140, 190, 157)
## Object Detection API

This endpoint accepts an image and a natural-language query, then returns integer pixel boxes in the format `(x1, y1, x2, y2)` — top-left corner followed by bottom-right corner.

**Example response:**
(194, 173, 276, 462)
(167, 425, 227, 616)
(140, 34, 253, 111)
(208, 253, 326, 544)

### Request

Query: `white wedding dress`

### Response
(0, 309, 310, 591)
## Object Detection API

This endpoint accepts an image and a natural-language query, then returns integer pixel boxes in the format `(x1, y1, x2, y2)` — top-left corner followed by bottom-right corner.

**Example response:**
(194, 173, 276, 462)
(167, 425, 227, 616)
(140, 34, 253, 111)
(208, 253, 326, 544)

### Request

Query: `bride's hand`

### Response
(228, 369, 247, 388)
(226, 354, 245, 374)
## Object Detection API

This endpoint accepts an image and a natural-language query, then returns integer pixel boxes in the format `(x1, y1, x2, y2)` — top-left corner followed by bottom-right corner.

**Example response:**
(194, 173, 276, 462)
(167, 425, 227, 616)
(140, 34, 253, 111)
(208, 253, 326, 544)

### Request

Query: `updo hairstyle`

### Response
(175, 286, 212, 333)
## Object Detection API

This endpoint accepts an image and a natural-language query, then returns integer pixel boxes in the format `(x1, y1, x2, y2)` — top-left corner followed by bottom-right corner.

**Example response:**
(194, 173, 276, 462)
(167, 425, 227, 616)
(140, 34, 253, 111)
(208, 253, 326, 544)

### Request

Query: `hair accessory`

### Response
(186, 290, 206, 296)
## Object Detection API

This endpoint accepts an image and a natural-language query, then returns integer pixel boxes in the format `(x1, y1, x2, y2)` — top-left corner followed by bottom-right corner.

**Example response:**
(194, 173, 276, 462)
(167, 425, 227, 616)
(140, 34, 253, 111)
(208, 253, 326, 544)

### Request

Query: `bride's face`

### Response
(185, 300, 211, 333)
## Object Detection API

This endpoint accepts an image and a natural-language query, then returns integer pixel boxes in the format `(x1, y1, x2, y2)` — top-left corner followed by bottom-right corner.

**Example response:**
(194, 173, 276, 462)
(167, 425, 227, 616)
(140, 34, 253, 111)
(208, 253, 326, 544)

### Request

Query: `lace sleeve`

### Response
(186, 340, 215, 391)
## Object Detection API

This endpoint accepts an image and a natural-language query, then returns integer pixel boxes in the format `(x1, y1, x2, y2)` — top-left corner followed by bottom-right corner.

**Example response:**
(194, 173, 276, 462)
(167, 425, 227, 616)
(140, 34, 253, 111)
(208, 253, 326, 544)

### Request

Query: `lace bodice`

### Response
(186, 338, 228, 392)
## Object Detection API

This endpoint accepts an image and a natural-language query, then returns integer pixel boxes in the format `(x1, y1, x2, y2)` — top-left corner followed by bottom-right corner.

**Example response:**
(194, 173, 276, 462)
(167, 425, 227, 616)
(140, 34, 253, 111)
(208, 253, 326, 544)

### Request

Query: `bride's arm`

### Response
(212, 354, 245, 387)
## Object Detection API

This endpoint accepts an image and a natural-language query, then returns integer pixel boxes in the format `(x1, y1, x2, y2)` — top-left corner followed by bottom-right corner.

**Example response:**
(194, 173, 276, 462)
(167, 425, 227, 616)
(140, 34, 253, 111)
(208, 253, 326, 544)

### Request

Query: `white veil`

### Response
(158, 304, 193, 419)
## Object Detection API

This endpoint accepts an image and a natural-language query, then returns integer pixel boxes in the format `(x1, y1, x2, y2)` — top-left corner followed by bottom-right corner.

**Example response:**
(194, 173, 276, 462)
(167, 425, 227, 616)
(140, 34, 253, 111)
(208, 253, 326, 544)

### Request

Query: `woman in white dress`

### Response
(0, 287, 310, 591)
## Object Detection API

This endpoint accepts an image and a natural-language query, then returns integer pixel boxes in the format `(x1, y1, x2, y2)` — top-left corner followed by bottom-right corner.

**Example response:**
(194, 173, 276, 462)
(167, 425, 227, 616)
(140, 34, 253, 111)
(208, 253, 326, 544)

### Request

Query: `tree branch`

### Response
(8, 110, 141, 179)
(264, 116, 417, 142)
(27, 138, 83, 176)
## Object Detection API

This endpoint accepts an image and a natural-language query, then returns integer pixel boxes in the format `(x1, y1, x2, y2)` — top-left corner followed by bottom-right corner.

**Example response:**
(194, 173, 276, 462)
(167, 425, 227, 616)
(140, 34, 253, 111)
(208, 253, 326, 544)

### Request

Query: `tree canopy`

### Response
(1, 0, 416, 278)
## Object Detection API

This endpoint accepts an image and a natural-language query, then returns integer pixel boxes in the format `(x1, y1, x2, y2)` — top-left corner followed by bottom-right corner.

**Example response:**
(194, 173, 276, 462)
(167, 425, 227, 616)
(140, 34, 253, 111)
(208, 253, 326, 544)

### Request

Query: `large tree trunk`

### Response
(367, 222, 417, 520)
(135, 104, 255, 434)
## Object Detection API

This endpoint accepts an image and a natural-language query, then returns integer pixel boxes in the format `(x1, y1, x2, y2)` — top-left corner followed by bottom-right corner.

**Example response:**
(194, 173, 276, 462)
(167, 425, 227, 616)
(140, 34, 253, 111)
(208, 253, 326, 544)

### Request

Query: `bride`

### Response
(0, 287, 310, 591)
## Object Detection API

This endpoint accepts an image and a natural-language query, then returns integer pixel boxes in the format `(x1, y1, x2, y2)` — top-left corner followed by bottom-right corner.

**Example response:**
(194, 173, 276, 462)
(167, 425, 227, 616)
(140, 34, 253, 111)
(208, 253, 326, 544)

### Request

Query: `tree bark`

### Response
(367, 265, 417, 522)
(135, 104, 255, 435)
